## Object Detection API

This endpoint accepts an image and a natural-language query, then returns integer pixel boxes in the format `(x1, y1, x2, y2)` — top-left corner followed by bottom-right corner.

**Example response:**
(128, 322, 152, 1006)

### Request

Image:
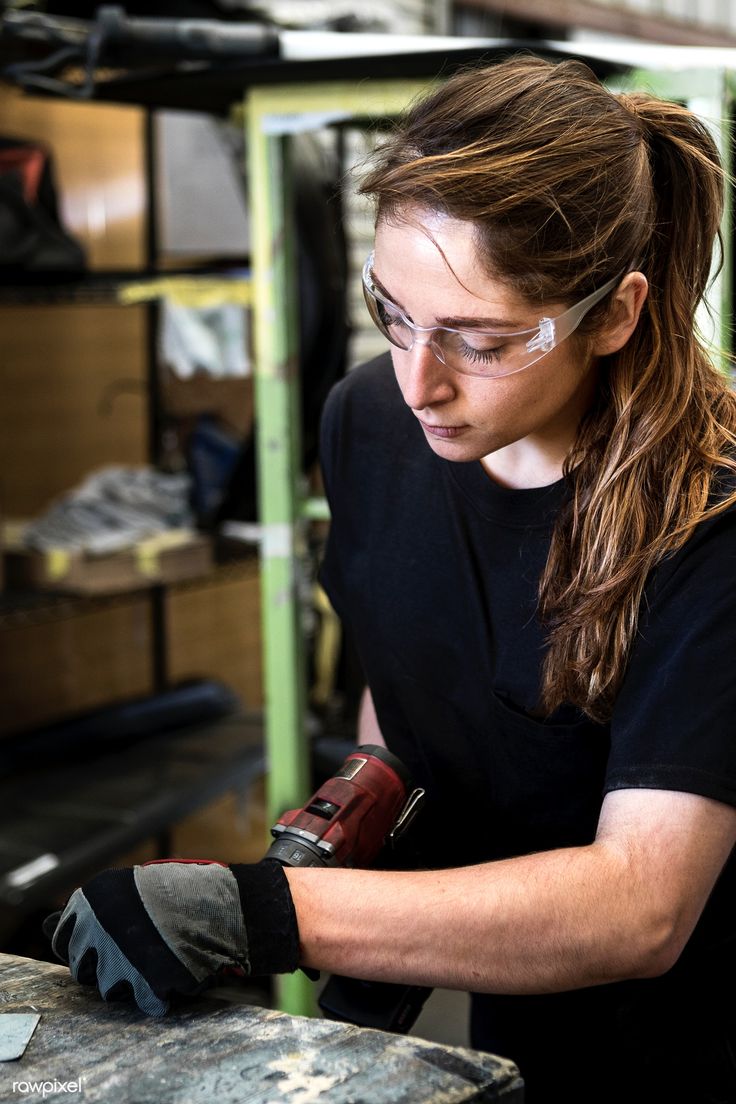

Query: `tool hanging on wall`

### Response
(0, 6, 280, 98)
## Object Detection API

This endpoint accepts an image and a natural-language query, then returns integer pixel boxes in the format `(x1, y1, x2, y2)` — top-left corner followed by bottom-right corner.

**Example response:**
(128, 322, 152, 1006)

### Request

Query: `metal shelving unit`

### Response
(0, 267, 253, 693)
(0, 271, 252, 307)
(245, 77, 429, 1017)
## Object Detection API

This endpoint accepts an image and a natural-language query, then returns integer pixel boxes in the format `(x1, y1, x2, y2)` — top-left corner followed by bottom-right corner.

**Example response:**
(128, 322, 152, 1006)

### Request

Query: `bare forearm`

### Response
(284, 844, 671, 995)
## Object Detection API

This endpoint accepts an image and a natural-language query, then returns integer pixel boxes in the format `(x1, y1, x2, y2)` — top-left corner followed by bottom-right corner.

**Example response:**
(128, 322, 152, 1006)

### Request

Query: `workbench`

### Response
(0, 953, 524, 1102)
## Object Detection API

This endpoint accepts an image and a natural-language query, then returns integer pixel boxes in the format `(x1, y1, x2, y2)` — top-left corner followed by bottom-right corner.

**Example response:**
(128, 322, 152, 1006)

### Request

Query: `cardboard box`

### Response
(0, 595, 154, 736)
(2, 523, 213, 596)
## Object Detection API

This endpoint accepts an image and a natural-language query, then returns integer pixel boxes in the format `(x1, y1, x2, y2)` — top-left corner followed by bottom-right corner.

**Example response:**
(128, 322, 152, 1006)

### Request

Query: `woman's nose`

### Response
(395, 338, 456, 409)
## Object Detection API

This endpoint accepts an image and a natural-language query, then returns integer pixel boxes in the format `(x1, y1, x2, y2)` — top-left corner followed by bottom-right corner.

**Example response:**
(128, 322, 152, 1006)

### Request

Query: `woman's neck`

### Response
(480, 441, 568, 490)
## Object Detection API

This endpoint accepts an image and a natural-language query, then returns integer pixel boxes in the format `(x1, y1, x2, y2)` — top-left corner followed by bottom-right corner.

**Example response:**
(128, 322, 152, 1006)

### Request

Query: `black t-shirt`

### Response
(319, 353, 736, 1102)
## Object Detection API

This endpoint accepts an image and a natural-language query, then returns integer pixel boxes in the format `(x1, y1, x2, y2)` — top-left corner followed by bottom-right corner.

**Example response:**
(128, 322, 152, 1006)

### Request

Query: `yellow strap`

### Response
(135, 530, 193, 578)
(118, 278, 252, 308)
(45, 549, 71, 580)
(311, 584, 342, 707)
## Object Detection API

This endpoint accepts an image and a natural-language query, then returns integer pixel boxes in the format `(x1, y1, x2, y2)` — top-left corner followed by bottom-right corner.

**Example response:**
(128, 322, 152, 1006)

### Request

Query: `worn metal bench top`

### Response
(0, 953, 523, 1103)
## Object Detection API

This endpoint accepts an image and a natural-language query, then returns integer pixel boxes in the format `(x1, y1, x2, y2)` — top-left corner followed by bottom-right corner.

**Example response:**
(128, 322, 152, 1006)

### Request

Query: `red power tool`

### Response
(265, 743, 431, 1034)
(265, 743, 424, 869)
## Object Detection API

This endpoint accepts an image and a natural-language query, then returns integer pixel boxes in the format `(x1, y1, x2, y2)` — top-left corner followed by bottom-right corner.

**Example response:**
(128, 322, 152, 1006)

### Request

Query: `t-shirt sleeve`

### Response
(317, 376, 348, 622)
(317, 354, 398, 628)
(606, 507, 736, 808)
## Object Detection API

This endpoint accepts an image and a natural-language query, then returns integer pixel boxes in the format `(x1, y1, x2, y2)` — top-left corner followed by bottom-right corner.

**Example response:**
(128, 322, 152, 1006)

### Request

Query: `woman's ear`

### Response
(592, 272, 648, 356)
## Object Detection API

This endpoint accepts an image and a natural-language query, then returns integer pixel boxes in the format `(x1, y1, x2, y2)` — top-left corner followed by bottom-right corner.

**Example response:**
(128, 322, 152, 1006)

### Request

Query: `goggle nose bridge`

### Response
(396, 319, 450, 365)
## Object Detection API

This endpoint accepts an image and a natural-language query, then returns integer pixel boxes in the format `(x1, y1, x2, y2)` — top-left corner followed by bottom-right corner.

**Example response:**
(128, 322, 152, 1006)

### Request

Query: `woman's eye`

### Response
(459, 341, 505, 363)
(378, 301, 403, 327)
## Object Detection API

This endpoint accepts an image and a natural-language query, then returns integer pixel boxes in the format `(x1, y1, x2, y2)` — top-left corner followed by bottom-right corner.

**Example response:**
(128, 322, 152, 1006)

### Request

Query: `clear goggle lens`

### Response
(362, 252, 623, 379)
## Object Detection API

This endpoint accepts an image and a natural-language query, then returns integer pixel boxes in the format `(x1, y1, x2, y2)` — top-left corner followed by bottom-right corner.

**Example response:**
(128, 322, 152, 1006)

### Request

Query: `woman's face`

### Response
(372, 210, 601, 487)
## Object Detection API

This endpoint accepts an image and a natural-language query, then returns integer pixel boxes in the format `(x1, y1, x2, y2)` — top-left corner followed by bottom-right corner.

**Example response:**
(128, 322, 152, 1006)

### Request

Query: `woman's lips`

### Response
(416, 418, 468, 439)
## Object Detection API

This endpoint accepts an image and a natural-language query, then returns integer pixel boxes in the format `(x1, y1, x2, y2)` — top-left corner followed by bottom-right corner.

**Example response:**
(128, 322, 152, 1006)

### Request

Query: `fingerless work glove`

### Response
(44, 859, 299, 1017)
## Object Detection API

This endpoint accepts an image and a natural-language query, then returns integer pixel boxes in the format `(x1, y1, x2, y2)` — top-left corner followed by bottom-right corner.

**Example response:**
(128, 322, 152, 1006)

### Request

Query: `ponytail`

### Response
(626, 91, 724, 307)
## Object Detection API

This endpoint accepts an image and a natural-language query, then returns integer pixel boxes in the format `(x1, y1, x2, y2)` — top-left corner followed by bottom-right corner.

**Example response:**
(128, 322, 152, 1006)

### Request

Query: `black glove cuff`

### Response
(229, 859, 300, 976)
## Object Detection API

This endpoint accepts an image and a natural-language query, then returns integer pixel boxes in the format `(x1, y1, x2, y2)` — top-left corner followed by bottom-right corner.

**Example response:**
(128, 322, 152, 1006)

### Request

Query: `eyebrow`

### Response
(371, 270, 524, 331)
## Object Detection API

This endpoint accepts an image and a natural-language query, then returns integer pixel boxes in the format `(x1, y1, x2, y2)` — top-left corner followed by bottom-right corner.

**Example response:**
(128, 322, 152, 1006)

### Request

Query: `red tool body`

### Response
(266, 744, 422, 869)
(266, 742, 431, 1033)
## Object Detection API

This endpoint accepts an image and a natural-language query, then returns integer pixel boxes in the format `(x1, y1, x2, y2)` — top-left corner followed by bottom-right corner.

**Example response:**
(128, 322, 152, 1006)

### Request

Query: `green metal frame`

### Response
(245, 78, 430, 1017)
(244, 64, 735, 1019)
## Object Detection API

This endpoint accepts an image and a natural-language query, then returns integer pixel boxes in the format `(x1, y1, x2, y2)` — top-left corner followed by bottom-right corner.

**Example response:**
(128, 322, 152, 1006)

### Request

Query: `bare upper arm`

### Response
(595, 787, 736, 969)
(357, 686, 387, 748)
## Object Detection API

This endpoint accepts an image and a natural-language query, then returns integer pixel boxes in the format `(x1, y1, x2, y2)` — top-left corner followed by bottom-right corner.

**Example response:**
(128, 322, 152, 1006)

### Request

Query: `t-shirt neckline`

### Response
(445, 457, 570, 528)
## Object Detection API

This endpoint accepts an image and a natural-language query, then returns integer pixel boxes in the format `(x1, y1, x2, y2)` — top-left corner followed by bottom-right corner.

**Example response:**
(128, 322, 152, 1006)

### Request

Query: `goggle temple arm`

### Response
(525, 270, 624, 356)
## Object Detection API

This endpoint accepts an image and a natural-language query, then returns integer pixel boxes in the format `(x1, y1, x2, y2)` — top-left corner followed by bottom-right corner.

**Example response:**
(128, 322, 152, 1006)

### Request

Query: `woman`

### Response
(314, 54, 736, 1100)
(49, 56, 736, 1102)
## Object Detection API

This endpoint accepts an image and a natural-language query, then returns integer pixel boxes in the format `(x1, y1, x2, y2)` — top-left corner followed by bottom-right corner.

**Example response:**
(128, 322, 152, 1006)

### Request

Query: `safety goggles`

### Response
(362, 251, 623, 379)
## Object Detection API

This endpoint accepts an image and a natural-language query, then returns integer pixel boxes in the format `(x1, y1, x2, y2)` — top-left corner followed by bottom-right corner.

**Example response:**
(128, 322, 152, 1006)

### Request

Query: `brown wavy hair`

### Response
(359, 54, 736, 722)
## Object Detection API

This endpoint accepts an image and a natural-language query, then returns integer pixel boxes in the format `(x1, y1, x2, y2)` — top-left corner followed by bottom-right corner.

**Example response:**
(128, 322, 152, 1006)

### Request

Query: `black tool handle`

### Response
(318, 974, 433, 1034)
(97, 7, 280, 58)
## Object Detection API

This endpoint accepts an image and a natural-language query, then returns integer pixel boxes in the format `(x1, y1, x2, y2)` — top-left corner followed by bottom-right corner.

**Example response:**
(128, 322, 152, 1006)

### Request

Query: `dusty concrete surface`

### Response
(1, 953, 523, 1102)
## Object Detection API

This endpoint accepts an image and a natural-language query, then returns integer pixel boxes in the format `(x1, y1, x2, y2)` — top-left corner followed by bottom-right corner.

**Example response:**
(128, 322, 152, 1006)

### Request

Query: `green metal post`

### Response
(244, 77, 436, 1019)
(719, 72, 734, 367)
(246, 96, 313, 1017)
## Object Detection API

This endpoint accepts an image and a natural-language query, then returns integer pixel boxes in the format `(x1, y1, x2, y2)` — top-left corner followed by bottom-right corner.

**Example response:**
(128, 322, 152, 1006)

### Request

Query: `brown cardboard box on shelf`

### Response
(162, 370, 254, 438)
(2, 522, 213, 596)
